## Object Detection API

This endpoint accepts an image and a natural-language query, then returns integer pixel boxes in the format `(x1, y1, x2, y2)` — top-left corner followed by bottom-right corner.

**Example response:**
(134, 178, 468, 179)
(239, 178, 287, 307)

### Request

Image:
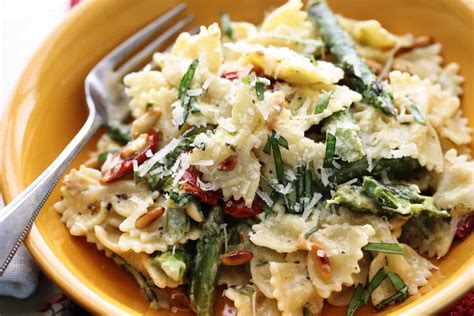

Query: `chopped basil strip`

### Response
(323, 132, 336, 168)
(361, 267, 387, 304)
(362, 242, 404, 255)
(107, 124, 131, 145)
(241, 76, 250, 85)
(178, 59, 199, 129)
(220, 13, 233, 39)
(314, 91, 332, 114)
(409, 101, 426, 125)
(304, 226, 319, 239)
(346, 284, 365, 316)
(255, 80, 265, 101)
(375, 273, 409, 310)
(263, 130, 289, 183)
(97, 150, 119, 165)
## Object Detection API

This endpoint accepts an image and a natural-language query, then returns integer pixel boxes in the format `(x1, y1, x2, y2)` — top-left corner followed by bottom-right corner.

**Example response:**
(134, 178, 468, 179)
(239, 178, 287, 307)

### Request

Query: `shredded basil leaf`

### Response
(107, 124, 131, 145)
(272, 138, 285, 183)
(409, 101, 426, 125)
(304, 226, 319, 239)
(178, 59, 199, 129)
(274, 131, 289, 149)
(263, 135, 272, 155)
(97, 150, 119, 165)
(375, 273, 409, 310)
(255, 80, 265, 101)
(361, 267, 387, 304)
(346, 284, 365, 316)
(362, 242, 404, 255)
(220, 13, 233, 39)
(323, 132, 336, 168)
(314, 91, 332, 114)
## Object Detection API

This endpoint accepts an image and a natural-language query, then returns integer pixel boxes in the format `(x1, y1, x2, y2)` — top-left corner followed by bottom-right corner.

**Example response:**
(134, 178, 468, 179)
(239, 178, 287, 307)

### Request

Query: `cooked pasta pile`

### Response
(54, 0, 473, 315)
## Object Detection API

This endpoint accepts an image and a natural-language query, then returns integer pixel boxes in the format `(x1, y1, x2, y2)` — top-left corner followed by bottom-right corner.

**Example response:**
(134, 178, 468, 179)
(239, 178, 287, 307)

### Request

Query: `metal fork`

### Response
(0, 3, 194, 276)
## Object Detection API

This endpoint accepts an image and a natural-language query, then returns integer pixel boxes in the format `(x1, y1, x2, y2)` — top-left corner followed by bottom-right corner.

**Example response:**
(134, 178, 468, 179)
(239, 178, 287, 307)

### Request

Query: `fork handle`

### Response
(0, 111, 103, 276)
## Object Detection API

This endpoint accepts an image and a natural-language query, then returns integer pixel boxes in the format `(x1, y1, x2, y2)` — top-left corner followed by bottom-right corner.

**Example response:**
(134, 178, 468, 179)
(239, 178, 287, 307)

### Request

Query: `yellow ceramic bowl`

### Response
(1, 0, 473, 314)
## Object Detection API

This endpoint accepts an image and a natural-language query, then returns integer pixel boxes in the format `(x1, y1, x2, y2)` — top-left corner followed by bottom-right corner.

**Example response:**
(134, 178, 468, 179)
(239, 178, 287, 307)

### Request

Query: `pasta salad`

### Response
(54, 0, 473, 315)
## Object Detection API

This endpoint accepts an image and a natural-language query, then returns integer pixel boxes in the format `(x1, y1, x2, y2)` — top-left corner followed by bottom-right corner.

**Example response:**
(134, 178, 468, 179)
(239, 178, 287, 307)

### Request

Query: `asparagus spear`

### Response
(189, 206, 224, 316)
(330, 157, 421, 184)
(329, 177, 449, 218)
(307, 0, 396, 116)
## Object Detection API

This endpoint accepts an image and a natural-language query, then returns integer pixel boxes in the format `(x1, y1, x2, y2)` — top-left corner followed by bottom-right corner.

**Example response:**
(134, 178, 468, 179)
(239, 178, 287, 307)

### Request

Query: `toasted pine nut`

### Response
(221, 249, 254, 266)
(365, 58, 382, 75)
(131, 108, 161, 139)
(218, 155, 238, 172)
(120, 134, 149, 159)
(185, 203, 204, 223)
(135, 206, 165, 229)
(309, 244, 331, 280)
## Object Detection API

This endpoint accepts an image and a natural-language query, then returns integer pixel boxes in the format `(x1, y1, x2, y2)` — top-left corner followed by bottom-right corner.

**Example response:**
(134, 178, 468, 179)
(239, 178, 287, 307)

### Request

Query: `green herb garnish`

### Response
(346, 284, 365, 316)
(178, 59, 199, 129)
(263, 130, 289, 183)
(304, 226, 319, 239)
(255, 80, 265, 101)
(323, 132, 336, 168)
(220, 13, 233, 39)
(362, 243, 404, 255)
(97, 150, 119, 165)
(241, 76, 250, 85)
(361, 267, 387, 304)
(409, 100, 426, 125)
(314, 91, 332, 114)
(107, 124, 131, 145)
(375, 273, 409, 310)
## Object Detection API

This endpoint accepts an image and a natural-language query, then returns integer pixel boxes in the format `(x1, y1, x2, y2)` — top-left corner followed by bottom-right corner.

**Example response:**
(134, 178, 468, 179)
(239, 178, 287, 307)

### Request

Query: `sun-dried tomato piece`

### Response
(179, 166, 221, 205)
(222, 71, 239, 80)
(222, 196, 263, 219)
(100, 130, 159, 183)
(309, 244, 331, 280)
(455, 212, 474, 239)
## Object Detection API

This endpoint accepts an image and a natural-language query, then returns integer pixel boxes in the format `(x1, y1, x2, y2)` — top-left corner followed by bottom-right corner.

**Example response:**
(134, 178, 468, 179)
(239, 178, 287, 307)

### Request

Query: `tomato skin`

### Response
(222, 196, 263, 219)
(100, 130, 159, 183)
(455, 212, 474, 239)
(221, 71, 239, 80)
(180, 166, 221, 205)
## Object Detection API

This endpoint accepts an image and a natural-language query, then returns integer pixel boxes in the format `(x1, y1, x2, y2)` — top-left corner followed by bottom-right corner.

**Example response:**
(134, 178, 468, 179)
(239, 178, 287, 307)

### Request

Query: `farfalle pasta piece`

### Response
(250, 246, 286, 298)
(270, 262, 323, 316)
(338, 16, 398, 49)
(224, 42, 343, 85)
(307, 224, 375, 298)
(368, 244, 435, 306)
(250, 213, 312, 253)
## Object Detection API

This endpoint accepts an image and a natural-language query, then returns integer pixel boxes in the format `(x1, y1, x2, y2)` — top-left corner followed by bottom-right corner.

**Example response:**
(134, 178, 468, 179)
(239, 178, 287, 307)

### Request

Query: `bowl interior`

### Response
(1, 0, 473, 314)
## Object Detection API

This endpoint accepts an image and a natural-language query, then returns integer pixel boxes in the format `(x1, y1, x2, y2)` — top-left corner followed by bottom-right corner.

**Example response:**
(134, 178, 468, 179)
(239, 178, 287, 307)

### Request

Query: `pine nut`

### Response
(135, 206, 165, 229)
(221, 249, 254, 266)
(131, 108, 161, 139)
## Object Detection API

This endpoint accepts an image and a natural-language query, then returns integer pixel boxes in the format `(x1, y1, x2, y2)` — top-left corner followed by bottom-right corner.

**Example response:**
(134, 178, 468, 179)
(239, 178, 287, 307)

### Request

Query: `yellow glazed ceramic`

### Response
(1, 0, 473, 314)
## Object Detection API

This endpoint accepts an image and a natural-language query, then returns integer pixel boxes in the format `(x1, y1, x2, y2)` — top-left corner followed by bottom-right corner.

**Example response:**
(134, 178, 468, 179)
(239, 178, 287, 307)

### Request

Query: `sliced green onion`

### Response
(409, 102, 426, 125)
(255, 80, 265, 101)
(314, 91, 333, 114)
(220, 13, 233, 39)
(361, 267, 387, 304)
(272, 137, 285, 183)
(323, 132, 336, 168)
(346, 284, 365, 316)
(362, 243, 404, 255)
(178, 59, 199, 128)
(304, 226, 319, 239)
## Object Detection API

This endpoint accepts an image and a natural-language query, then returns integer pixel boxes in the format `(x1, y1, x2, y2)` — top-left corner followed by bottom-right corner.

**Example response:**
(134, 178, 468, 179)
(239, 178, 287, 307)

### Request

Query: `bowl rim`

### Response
(0, 0, 473, 314)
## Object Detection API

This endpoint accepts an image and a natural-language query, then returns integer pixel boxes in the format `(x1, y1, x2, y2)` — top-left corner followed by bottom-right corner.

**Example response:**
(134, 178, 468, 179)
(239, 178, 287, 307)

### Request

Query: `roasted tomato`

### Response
(179, 166, 221, 205)
(100, 130, 159, 183)
(221, 71, 239, 80)
(455, 212, 474, 239)
(222, 196, 263, 219)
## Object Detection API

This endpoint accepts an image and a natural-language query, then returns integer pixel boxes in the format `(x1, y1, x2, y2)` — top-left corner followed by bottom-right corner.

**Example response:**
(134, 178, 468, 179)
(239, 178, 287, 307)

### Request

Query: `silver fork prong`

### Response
(99, 3, 188, 68)
(115, 14, 195, 77)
